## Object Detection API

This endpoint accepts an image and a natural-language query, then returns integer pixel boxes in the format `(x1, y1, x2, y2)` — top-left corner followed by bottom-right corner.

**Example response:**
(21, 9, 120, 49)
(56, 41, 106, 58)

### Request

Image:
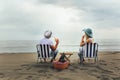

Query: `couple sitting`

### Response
(39, 28, 93, 63)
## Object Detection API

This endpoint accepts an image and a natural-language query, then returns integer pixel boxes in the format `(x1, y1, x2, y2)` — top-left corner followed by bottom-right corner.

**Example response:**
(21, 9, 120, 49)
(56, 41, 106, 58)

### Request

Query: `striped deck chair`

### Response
(36, 44, 51, 62)
(82, 43, 98, 62)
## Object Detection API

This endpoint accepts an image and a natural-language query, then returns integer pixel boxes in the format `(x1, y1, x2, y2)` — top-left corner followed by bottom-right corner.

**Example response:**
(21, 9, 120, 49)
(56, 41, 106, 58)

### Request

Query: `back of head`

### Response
(83, 28, 93, 38)
(44, 30, 52, 38)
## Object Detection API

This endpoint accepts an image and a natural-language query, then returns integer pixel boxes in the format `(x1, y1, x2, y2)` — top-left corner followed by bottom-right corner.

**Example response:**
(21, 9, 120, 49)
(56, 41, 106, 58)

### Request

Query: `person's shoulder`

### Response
(89, 38, 93, 41)
(39, 38, 47, 43)
(86, 38, 93, 43)
(48, 39, 53, 44)
(45, 38, 53, 45)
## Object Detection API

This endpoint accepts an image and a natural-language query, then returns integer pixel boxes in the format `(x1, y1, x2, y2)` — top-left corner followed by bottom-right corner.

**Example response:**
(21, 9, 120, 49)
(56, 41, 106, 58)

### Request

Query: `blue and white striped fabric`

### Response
(36, 44, 51, 58)
(83, 43, 98, 58)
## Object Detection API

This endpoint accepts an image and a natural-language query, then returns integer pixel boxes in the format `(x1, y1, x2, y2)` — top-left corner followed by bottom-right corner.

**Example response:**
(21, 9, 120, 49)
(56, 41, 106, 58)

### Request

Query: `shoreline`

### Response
(0, 50, 120, 54)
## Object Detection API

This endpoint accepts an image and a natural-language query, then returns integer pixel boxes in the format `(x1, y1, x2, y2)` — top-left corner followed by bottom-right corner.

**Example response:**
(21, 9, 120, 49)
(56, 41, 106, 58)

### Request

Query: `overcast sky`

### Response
(0, 0, 120, 41)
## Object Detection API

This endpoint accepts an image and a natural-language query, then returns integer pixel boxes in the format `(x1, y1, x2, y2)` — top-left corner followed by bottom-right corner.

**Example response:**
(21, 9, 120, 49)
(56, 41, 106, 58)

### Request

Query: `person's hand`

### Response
(82, 35, 85, 42)
(54, 37, 59, 44)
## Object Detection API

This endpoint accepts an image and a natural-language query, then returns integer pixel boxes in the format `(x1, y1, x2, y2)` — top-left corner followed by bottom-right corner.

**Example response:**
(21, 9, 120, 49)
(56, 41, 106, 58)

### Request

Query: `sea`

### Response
(0, 39, 120, 53)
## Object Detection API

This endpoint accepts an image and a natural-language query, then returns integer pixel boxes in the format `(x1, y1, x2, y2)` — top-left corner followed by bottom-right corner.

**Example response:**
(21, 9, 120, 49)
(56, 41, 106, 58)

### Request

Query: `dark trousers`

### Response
(51, 50, 58, 60)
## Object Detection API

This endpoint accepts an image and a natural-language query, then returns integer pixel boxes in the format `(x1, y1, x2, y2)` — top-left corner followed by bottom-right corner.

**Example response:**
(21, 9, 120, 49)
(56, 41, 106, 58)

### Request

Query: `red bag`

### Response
(53, 61, 69, 70)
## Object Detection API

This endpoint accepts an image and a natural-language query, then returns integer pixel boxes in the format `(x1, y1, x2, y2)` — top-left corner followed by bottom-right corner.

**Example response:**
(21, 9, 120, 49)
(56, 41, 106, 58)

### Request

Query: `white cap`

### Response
(44, 30, 52, 38)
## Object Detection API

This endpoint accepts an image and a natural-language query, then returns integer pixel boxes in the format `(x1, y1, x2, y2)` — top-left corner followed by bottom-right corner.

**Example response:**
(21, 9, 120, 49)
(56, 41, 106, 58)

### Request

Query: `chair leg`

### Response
(37, 57, 39, 63)
(95, 56, 98, 65)
(96, 56, 98, 63)
(94, 57, 96, 63)
(43, 58, 47, 62)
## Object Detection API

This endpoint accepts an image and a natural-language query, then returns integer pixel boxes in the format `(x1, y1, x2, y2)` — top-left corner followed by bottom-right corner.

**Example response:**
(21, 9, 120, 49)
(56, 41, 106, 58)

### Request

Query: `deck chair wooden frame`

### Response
(36, 44, 51, 62)
(60, 52, 73, 62)
(82, 43, 98, 63)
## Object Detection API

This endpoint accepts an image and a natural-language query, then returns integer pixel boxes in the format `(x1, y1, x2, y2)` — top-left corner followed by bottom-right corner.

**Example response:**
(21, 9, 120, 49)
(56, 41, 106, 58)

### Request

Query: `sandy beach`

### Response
(0, 52, 120, 80)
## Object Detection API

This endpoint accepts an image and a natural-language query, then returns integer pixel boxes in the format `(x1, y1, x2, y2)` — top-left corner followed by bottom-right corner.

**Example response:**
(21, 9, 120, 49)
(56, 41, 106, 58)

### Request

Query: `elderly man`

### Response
(39, 30, 59, 62)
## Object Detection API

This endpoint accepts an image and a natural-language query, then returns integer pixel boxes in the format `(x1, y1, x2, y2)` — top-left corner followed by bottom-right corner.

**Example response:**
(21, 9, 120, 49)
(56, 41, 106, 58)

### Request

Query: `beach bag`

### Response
(53, 61, 69, 70)
(53, 53, 69, 70)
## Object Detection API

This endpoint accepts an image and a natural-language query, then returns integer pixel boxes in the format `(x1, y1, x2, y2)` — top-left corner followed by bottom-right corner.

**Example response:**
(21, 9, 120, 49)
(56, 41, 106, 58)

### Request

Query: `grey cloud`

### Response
(37, 0, 120, 28)
(0, 2, 46, 36)
(0, 0, 120, 40)
(70, 0, 120, 28)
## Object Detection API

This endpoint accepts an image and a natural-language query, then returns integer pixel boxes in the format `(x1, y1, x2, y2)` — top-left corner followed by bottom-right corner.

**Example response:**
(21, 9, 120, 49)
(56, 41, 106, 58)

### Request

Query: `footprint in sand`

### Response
(69, 68, 77, 72)
(79, 67, 88, 70)
(72, 65, 80, 69)
(13, 68, 22, 71)
(112, 77, 120, 80)
(26, 67, 32, 70)
(95, 66, 113, 74)
(0, 73, 4, 78)
(47, 73, 53, 76)
(100, 75, 110, 80)
(90, 70, 112, 80)
(25, 75, 33, 80)
(87, 69, 101, 78)
(99, 63, 107, 66)
(58, 77, 72, 80)
(88, 73, 101, 79)
(21, 64, 32, 70)
(99, 60, 106, 62)
(110, 62, 115, 64)
(68, 66, 77, 72)
(38, 69, 48, 73)
(113, 59, 120, 61)
(114, 67, 120, 70)
(89, 69, 99, 72)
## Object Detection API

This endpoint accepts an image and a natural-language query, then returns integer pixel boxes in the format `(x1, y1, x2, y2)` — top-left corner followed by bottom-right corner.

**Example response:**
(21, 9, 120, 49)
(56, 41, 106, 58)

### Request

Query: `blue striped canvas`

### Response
(83, 43, 98, 58)
(36, 44, 51, 59)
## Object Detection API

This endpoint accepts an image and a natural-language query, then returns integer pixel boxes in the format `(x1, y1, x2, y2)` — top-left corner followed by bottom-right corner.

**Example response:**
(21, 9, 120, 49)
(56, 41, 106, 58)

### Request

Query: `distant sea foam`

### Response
(0, 39, 120, 53)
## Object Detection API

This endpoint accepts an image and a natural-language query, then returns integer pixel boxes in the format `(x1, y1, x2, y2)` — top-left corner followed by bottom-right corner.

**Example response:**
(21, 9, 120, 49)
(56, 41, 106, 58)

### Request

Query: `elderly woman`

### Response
(39, 30, 59, 62)
(78, 28, 93, 63)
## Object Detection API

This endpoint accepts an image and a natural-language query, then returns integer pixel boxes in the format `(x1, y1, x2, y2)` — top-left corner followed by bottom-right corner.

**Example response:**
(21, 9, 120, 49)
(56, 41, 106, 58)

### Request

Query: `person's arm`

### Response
(50, 38, 59, 51)
(80, 37, 93, 47)
(80, 35, 85, 47)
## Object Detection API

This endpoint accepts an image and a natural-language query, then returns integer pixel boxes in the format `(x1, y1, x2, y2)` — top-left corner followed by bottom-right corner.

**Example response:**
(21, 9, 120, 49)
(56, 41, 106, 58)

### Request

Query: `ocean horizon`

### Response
(0, 39, 120, 53)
